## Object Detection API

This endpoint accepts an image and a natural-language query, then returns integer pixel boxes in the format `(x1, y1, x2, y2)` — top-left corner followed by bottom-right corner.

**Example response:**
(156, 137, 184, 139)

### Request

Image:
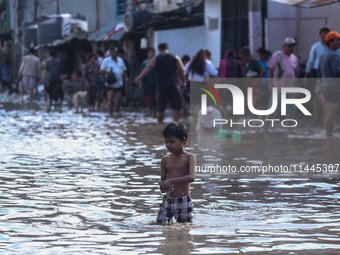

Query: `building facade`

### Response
(8, 0, 119, 32)
(148, 0, 340, 68)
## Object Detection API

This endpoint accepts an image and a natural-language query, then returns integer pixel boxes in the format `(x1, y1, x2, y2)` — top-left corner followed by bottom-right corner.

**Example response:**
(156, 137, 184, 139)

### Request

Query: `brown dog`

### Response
(72, 91, 87, 113)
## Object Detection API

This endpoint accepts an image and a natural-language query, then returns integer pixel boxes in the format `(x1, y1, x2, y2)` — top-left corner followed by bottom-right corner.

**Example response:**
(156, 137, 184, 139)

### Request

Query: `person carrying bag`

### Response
(100, 46, 127, 116)
(105, 68, 117, 86)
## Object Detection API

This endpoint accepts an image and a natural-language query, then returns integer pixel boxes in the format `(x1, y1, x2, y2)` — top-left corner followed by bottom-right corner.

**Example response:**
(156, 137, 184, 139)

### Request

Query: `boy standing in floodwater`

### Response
(157, 122, 196, 224)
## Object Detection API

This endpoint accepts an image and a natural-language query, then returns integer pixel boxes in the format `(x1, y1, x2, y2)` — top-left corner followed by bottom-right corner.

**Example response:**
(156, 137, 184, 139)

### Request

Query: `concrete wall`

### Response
(154, 25, 206, 61)
(11, 0, 117, 32)
(204, 0, 221, 67)
(266, 1, 340, 63)
(154, 0, 222, 67)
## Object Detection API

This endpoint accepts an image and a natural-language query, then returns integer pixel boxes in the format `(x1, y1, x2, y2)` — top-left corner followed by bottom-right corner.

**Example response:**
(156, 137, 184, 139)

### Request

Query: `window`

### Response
(117, 0, 128, 16)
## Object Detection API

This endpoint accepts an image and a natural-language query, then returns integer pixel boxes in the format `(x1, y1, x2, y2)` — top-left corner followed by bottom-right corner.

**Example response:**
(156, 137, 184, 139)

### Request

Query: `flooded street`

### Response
(0, 107, 340, 254)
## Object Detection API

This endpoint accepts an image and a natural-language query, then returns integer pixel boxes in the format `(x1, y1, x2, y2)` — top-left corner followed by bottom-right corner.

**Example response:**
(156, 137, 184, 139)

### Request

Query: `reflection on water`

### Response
(0, 109, 340, 254)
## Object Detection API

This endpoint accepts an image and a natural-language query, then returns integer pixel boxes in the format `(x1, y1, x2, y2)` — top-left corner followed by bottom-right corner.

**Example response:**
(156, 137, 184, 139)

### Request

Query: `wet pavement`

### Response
(0, 106, 340, 254)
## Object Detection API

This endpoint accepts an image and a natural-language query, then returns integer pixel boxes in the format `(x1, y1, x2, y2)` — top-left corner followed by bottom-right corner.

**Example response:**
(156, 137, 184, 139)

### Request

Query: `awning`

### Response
(88, 19, 125, 42)
(35, 28, 88, 49)
(269, 0, 340, 7)
(106, 28, 125, 41)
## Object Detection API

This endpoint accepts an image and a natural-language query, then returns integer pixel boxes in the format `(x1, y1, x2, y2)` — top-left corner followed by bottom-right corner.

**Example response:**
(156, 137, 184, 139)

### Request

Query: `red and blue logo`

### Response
(198, 83, 223, 106)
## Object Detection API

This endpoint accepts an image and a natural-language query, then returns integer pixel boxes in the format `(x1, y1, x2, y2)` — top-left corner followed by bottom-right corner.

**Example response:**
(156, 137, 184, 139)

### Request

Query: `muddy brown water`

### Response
(0, 107, 339, 254)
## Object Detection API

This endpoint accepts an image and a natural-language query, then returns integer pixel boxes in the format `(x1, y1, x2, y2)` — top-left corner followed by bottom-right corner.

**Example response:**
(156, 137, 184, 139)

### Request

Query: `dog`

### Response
(46, 80, 64, 112)
(72, 91, 87, 113)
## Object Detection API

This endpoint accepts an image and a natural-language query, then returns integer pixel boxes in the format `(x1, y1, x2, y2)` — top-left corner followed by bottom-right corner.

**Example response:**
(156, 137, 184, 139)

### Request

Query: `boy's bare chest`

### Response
(165, 157, 189, 176)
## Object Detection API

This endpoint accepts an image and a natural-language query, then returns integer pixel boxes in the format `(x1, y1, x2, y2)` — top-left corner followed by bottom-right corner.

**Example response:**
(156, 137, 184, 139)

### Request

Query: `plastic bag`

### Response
(197, 106, 222, 131)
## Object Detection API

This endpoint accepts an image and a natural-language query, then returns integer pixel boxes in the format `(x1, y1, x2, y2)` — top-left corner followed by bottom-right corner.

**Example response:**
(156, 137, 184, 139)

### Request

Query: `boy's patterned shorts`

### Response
(156, 195, 193, 224)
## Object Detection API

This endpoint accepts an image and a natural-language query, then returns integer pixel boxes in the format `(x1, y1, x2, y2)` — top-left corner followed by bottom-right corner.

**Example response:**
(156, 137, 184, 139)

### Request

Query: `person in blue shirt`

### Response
(257, 47, 272, 108)
(257, 47, 272, 79)
(304, 27, 330, 124)
(318, 31, 340, 137)
(306, 28, 330, 78)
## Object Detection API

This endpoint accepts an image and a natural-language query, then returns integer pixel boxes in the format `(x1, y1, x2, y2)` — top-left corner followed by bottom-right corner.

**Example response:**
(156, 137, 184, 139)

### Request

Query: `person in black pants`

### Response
(135, 43, 186, 123)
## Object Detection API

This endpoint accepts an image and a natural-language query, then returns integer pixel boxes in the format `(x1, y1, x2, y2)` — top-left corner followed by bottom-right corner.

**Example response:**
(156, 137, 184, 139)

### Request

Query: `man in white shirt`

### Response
(100, 46, 128, 116)
(18, 48, 40, 102)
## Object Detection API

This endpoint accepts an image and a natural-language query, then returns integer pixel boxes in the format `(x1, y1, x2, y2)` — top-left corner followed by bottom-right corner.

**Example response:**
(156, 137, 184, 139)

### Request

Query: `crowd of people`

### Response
(135, 42, 273, 124)
(79, 46, 129, 116)
(17, 46, 128, 116)
(13, 27, 340, 136)
(136, 29, 340, 137)
(18, 48, 63, 112)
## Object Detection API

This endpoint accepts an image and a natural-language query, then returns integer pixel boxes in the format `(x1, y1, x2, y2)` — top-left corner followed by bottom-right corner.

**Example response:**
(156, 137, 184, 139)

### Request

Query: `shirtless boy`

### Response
(157, 122, 196, 224)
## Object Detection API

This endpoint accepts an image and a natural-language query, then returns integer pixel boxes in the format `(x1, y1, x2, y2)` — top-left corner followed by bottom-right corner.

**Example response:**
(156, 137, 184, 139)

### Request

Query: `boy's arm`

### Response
(189, 153, 196, 181)
(159, 157, 167, 192)
(160, 157, 166, 181)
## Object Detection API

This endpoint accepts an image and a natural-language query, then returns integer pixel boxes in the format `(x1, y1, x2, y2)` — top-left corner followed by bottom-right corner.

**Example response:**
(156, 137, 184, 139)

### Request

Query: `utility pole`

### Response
(96, 0, 100, 30)
(56, 0, 60, 14)
(34, 0, 39, 22)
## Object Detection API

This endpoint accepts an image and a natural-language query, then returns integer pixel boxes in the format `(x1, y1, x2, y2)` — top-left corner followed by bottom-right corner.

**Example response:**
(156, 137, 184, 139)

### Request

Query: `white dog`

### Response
(72, 91, 87, 113)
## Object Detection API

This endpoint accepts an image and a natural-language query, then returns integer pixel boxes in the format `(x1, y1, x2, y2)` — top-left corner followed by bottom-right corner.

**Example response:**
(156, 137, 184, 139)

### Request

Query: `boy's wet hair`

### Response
(162, 122, 188, 144)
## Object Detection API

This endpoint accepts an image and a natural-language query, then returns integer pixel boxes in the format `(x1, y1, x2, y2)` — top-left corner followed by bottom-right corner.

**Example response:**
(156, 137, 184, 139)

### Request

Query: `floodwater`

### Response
(0, 107, 340, 254)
